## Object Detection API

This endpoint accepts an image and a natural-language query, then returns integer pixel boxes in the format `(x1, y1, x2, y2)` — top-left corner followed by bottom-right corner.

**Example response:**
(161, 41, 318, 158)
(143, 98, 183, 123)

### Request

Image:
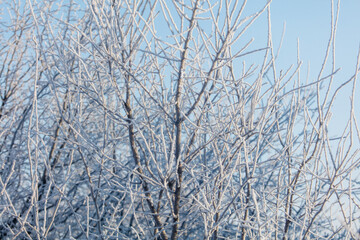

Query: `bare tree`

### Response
(1, 0, 359, 239)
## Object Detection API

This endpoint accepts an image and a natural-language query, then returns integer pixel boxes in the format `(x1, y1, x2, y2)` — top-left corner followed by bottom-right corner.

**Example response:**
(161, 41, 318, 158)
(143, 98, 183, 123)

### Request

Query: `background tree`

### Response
(1, 0, 359, 239)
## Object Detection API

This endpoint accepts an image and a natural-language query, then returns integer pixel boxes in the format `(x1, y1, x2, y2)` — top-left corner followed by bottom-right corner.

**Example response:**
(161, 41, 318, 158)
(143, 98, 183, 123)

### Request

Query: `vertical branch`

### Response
(124, 69, 168, 240)
(171, 1, 199, 239)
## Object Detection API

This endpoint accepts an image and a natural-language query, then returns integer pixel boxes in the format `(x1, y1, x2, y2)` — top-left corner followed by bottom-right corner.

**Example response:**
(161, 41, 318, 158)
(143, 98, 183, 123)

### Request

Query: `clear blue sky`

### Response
(242, 0, 360, 78)
(243, 0, 360, 140)
(270, 0, 360, 79)
(270, 0, 360, 139)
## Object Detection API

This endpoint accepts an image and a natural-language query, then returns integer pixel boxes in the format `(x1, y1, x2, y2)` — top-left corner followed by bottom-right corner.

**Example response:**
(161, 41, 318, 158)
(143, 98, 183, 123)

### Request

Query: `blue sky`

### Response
(246, 0, 360, 140)
(271, 0, 360, 79)
(242, 0, 360, 78)
(272, 0, 360, 136)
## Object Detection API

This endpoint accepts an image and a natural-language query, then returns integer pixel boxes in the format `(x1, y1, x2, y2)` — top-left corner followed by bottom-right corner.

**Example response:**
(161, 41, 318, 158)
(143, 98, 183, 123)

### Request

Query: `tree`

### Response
(1, 0, 359, 239)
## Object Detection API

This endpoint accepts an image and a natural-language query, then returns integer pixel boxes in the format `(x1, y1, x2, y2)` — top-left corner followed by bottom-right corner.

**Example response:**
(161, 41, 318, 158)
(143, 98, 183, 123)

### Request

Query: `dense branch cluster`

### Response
(0, 0, 359, 239)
